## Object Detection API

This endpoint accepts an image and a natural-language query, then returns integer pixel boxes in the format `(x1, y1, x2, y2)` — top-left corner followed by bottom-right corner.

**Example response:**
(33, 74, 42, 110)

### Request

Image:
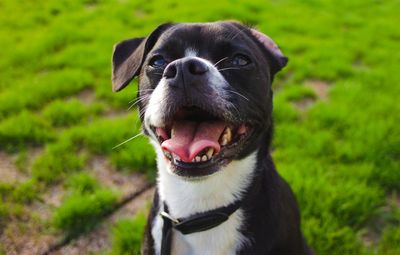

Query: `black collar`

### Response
(160, 200, 242, 255)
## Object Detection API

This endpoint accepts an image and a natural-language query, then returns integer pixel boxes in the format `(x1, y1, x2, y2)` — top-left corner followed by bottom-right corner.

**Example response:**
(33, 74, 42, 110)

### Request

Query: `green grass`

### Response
(379, 227, 400, 255)
(10, 180, 39, 204)
(32, 138, 87, 184)
(0, 0, 399, 253)
(110, 213, 147, 255)
(0, 179, 39, 204)
(42, 99, 104, 127)
(278, 83, 317, 102)
(0, 111, 54, 152)
(53, 173, 118, 237)
(0, 182, 29, 229)
(0, 198, 9, 228)
(52, 188, 118, 236)
(65, 172, 100, 194)
(0, 69, 93, 120)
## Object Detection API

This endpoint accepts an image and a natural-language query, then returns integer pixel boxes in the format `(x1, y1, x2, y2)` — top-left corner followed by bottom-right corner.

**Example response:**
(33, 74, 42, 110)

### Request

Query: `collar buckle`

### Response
(160, 211, 180, 224)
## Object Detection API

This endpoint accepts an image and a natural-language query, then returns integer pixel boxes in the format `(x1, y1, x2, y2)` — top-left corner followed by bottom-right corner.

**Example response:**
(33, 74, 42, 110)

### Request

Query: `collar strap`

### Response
(160, 200, 241, 255)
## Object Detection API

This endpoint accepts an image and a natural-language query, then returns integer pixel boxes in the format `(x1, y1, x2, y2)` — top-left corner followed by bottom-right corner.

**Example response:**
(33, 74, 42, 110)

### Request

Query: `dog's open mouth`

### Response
(151, 107, 250, 174)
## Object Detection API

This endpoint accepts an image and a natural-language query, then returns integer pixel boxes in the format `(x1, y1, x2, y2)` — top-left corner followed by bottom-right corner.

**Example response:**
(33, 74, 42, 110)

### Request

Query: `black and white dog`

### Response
(112, 21, 313, 255)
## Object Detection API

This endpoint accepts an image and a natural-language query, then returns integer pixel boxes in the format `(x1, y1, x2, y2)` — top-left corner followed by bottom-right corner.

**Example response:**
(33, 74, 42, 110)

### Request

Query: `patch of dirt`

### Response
(23, 148, 44, 173)
(113, 187, 154, 220)
(361, 230, 380, 248)
(134, 9, 148, 18)
(89, 156, 149, 196)
(1, 183, 65, 255)
(0, 209, 56, 255)
(305, 79, 330, 101)
(360, 193, 400, 248)
(53, 227, 109, 255)
(38, 157, 153, 254)
(293, 98, 315, 111)
(1, 153, 153, 255)
(75, 89, 95, 105)
(53, 187, 155, 255)
(2, 183, 154, 255)
(0, 152, 28, 183)
(103, 108, 132, 119)
(41, 185, 65, 208)
(0, 148, 60, 255)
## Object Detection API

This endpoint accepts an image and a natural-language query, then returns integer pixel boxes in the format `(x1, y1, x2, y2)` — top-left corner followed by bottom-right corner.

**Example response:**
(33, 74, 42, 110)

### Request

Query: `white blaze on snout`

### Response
(144, 55, 231, 134)
(145, 78, 170, 129)
(185, 48, 198, 57)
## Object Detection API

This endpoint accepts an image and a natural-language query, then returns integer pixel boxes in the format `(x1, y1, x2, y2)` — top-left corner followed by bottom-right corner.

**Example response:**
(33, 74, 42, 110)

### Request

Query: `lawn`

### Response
(0, 0, 399, 254)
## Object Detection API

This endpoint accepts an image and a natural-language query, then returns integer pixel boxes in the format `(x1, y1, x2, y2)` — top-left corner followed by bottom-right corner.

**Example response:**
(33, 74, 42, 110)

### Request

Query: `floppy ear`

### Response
(250, 29, 288, 75)
(111, 23, 174, 92)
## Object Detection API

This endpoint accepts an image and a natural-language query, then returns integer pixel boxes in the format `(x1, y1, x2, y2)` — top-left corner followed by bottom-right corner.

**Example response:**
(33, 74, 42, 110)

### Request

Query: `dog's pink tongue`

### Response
(161, 121, 226, 163)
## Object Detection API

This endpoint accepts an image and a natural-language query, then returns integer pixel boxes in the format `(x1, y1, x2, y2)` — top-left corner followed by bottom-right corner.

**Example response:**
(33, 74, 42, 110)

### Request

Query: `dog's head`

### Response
(112, 21, 287, 178)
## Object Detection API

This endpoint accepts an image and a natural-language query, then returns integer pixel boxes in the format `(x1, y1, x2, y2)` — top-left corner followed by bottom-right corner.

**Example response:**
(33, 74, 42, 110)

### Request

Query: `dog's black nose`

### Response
(164, 64, 177, 79)
(187, 59, 208, 75)
(164, 58, 209, 81)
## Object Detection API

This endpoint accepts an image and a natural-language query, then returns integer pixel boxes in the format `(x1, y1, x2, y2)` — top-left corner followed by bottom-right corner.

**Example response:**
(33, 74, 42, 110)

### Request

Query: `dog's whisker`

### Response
(129, 95, 148, 106)
(230, 27, 247, 40)
(128, 94, 151, 106)
(112, 133, 144, 150)
(128, 91, 154, 104)
(128, 98, 138, 104)
(138, 89, 156, 92)
(135, 107, 147, 128)
(127, 101, 144, 111)
(218, 67, 241, 72)
(213, 57, 229, 67)
(128, 96, 149, 111)
(139, 106, 147, 118)
(226, 90, 250, 101)
(228, 101, 241, 116)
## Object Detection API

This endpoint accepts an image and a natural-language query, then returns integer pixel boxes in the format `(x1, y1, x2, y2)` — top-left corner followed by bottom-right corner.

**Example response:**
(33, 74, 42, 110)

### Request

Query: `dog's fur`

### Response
(112, 21, 313, 255)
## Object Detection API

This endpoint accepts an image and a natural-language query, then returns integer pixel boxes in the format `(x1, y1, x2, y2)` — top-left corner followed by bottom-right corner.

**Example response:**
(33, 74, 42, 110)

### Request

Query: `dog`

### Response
(112, 21, 313, 255)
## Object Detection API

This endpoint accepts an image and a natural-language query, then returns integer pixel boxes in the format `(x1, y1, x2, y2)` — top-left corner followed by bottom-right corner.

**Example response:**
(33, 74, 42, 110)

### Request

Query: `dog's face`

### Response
(112, 22, 287, 178)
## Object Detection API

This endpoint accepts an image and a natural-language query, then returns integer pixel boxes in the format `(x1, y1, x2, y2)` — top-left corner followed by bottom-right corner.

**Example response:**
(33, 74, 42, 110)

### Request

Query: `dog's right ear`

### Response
(112, 23, 173, 92)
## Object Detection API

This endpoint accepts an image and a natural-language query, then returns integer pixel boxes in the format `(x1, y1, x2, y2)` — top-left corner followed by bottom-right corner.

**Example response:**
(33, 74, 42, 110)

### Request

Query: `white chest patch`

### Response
(151, 146, 257, 255)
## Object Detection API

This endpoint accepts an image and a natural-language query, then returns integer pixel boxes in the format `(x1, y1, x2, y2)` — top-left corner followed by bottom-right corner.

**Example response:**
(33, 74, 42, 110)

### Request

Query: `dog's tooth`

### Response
(195, 156, 201, 162)
(201, 155, 208, 162)
(224, 127, 232, 142)
(220, 127, 232, 146)
(163, 150, 172, 159)
(206, 148, 214, 158)
(172, 153, 180, 161)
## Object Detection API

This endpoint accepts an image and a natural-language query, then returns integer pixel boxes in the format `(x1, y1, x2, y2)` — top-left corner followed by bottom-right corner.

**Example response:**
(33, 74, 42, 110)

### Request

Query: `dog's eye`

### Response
(231, 54, 250, 66)
(149, 55, 167, 67)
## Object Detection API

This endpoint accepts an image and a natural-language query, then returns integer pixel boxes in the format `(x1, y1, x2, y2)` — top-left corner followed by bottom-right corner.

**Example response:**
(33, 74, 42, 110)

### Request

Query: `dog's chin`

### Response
(164, 162, 222, 181)
(165, 155, 228, 179)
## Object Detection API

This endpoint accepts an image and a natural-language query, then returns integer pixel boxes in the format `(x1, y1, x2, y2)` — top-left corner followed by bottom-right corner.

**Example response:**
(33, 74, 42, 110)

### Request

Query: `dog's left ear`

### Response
(112, 23, 174, 92)
(250, 29, 288, 75)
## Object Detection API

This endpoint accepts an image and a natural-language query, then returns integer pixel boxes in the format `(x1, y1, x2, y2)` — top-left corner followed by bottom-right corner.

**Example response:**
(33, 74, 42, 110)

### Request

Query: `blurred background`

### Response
(0, 0, 399, 254)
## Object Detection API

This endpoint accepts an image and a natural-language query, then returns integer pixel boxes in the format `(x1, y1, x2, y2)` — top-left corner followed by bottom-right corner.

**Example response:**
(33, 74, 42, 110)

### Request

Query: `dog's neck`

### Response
(154, 145, 258, 219)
